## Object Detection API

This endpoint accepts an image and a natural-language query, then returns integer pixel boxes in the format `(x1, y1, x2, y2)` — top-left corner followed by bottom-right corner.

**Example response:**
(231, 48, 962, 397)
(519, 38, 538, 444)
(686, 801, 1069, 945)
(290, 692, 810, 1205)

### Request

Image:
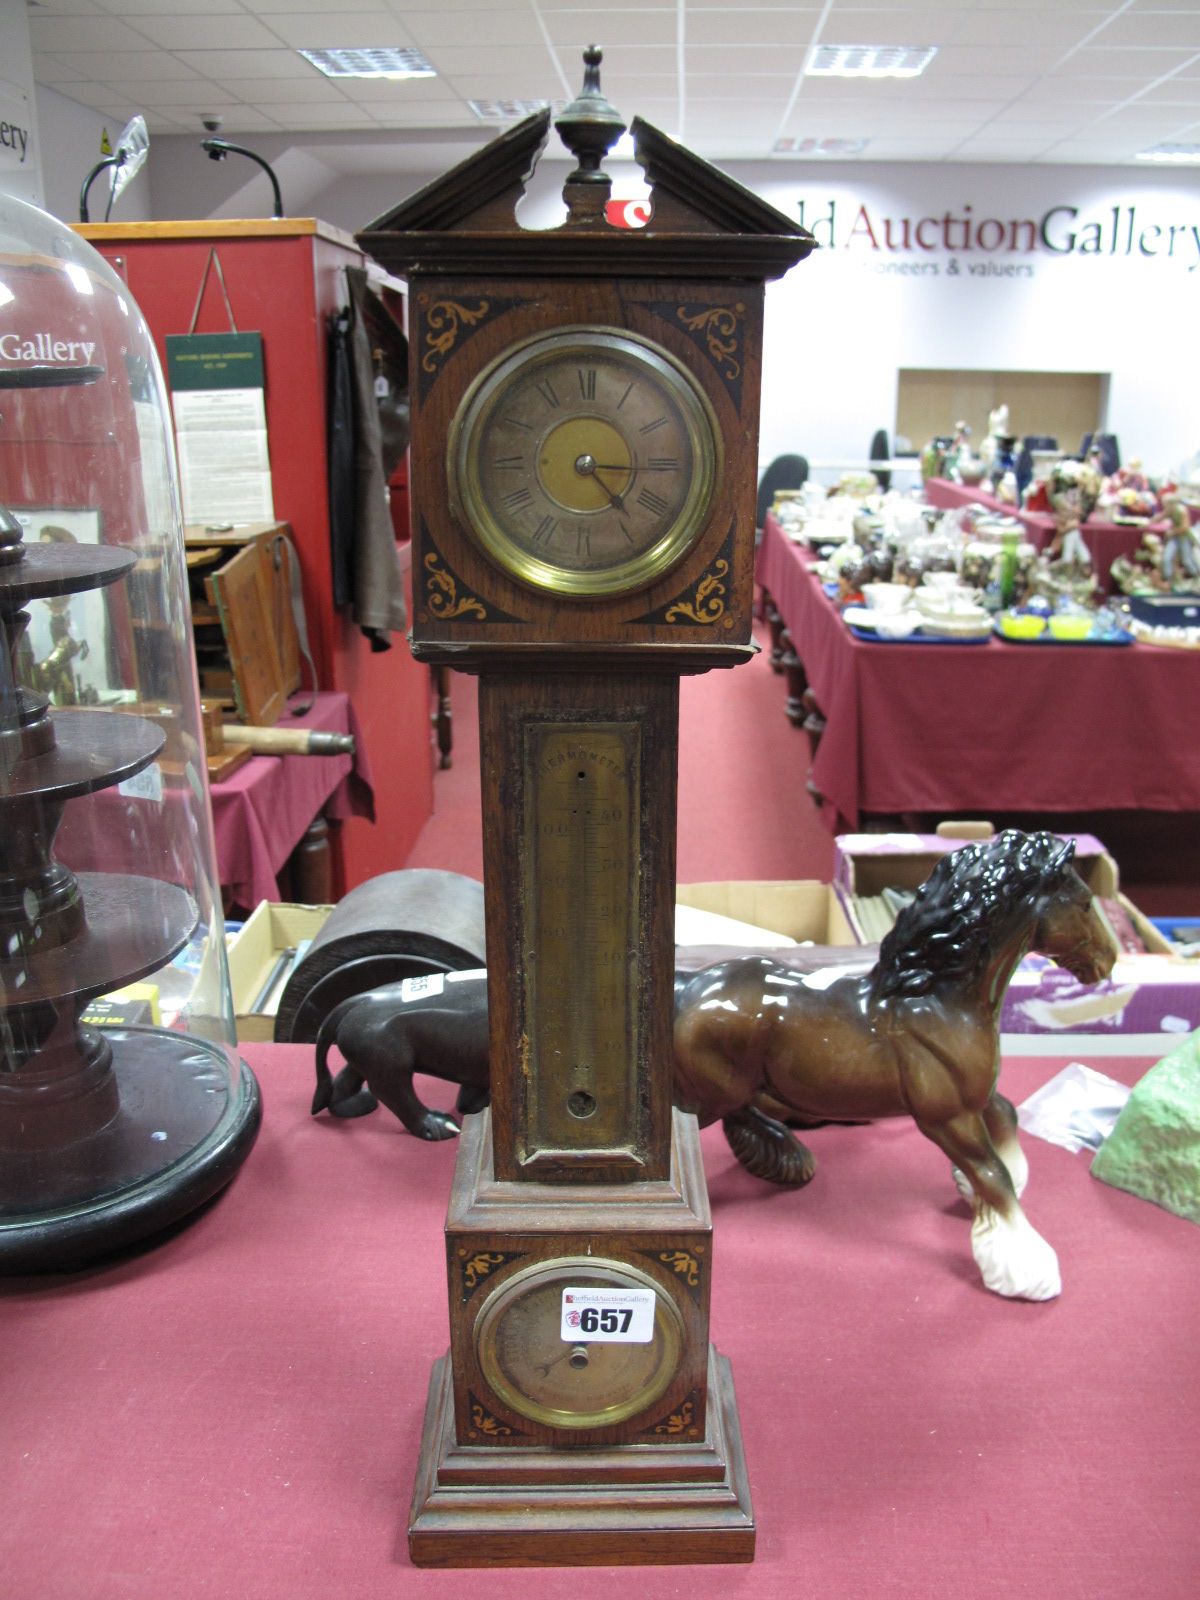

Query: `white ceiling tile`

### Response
(189, 75, 351, 103)
(1134, 78, 1200, 105)
(401, 11, 551, 49)
(101, 79, 235, 108)
(951, 12, 1109, 49)
(819, 13, 961, 49)
(418, 44, 563, 75)
(331, 76, 466, 104)
(557, 43, 675, 75)
(256, 14, 418, 51)
(142, 112, 193, 133)
(124, 16, 289, 52)
(1017, 77, 1145, 103)
(364, 103, 476, 127)
(436, 73, 564, 100)
(27, 16, 160, 52)
(932, 44, 1083, 74)
(196, 107, 284, 131)
(170, 50, 320, 79)
(990, 102, 1102, 124)
(1090, 15, 1200, 50)
(535, 0, 674, 9)
(252, 0, 387, 10)
(49, 82, 133, 113)
(96, 1, 251, 12)
(542, 11, 678, 50)
(684, 46, 808, 75)
(1060, 46, 1200, 75)
(30, 53, 93, 85)
(26, 0, 104, 14)
(270, 105, 382, 127)
(690, 73, 797, 96)
(47, 50, 207, 80)
(620, 99, 679, 123)
(685, 10, 823, 49)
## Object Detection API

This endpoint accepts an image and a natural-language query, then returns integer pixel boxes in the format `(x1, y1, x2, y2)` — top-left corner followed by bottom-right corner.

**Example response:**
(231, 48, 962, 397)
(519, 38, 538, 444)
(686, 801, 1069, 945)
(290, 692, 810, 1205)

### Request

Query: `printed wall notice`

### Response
(166, 332, 274, 525)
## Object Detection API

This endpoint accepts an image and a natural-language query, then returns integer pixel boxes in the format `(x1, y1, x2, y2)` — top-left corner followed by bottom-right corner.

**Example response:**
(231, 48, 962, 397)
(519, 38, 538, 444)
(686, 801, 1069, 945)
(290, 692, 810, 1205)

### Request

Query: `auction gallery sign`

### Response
(795, 196, 1200, 278)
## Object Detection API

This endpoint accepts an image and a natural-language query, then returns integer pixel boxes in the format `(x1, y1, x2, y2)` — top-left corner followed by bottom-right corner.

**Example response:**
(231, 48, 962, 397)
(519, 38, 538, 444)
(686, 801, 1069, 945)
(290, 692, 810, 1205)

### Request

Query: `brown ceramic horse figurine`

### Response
(673, 832, 1115, 1301)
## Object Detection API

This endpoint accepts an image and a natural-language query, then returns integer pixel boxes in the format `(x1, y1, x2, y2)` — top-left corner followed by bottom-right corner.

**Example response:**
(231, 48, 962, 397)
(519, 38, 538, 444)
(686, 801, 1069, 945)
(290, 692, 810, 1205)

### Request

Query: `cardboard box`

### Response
(834, 827, 1119, 905)
(227, 900, 332, 1041)
(676, 881, 855, 947)
(833, 827, 1200, 1037)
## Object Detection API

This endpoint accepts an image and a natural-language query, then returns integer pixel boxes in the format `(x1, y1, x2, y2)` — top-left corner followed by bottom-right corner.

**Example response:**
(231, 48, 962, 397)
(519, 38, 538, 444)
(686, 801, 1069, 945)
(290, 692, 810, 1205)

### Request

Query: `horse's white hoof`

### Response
(971, 1207, 1061, 1301)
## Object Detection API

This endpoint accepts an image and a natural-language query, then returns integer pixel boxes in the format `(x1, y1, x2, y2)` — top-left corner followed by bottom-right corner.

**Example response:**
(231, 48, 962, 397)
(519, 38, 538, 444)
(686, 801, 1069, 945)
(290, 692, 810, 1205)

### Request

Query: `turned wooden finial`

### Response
(555, 45, 626, 205)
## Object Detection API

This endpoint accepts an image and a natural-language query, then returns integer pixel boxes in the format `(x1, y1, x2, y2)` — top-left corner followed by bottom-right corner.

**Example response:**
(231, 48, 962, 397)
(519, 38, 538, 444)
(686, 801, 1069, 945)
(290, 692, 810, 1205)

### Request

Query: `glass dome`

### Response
(0, 195, 260, 1269)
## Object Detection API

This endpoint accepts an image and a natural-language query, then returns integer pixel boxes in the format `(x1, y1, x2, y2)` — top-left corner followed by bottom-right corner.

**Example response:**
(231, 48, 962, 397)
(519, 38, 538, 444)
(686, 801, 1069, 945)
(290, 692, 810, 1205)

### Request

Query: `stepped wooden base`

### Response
(408, 1345, 754, 1567)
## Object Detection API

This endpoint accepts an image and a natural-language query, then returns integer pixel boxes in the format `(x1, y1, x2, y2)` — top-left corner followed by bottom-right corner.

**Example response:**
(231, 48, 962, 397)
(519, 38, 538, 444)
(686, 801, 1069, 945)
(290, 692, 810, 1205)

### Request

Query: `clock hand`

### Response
(574, 453, 629, 511)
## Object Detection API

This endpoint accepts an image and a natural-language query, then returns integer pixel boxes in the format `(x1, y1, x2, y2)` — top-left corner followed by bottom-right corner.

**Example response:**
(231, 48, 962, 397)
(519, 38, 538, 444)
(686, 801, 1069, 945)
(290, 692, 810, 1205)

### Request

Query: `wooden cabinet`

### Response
(185, 522, 299, 726)
(75, 219, 433, 895)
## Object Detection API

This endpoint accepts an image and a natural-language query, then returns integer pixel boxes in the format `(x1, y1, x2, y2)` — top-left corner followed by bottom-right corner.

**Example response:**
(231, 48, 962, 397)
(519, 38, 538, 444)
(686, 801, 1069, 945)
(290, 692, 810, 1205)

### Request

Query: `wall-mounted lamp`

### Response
(78, 151, 125, 223)
(201, 139, 285, 220)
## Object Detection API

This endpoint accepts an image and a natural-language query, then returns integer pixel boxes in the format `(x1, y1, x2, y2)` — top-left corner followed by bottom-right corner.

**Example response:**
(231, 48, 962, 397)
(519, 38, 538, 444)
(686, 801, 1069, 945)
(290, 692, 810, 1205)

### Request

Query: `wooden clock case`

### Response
(360, 84, 813, 1568)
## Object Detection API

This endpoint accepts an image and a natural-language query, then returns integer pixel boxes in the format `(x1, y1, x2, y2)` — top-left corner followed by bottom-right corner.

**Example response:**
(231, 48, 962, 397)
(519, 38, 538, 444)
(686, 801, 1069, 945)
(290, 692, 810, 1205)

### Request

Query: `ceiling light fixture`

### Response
(806, 46, 937, 80)
(298, 47, 437, 81)
(772, 137, 869, 157)
(467, 99, 553, 121)
(1135, 142, 1200, 162)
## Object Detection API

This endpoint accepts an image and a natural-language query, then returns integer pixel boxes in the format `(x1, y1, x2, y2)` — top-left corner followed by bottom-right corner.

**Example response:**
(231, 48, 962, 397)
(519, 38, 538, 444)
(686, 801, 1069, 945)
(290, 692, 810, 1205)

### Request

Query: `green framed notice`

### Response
(166, 331, 264, 392)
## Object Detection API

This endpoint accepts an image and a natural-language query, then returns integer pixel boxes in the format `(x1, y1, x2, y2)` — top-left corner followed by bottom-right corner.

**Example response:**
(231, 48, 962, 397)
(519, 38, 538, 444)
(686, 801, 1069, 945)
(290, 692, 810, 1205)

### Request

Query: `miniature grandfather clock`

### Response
(360, 50, 813, 1566)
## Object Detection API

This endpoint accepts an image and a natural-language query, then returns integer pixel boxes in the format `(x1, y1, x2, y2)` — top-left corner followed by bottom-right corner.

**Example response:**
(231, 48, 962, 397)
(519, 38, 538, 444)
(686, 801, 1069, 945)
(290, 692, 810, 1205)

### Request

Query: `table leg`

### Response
(430, 665, 453, 770)
(780, 630, 810, 728)
(764, 592, 785, 673)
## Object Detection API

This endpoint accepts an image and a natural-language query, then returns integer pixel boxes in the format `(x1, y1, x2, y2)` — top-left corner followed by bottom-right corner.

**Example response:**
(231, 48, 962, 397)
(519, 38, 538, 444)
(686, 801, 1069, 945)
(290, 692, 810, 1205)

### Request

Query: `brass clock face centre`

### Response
(449, 327, 721, 597)
(539, 417, 632, 512)
(474, 1258, 683, 1430)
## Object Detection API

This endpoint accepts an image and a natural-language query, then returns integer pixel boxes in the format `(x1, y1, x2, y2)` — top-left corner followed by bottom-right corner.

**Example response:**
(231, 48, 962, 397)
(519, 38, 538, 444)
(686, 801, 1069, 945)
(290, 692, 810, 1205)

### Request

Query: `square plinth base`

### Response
(408, 1345, 755, 1567)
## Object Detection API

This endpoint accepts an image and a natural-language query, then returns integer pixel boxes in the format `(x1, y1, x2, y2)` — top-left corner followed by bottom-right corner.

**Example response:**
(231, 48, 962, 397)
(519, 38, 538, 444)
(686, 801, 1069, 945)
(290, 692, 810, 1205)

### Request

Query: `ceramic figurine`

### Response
(1044, 458, 1100, 569)
(1102, 459, 1159, 521)
(312, 834, 1114, 1302)
(673, 832, 1114, 1302)
(1111, 531, 1165, 595)
(1160, 496, 1200, 587)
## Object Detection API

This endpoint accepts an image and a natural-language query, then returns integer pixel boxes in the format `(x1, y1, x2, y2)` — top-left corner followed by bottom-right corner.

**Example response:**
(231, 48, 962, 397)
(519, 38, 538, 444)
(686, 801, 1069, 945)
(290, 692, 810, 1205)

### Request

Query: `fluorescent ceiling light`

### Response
(772, 137, 869, 157)
(806, 46, 937, 80)
(1136, 142, 1200, 162)
(468, 99, 552, 120)
(299, 47, 436, 81)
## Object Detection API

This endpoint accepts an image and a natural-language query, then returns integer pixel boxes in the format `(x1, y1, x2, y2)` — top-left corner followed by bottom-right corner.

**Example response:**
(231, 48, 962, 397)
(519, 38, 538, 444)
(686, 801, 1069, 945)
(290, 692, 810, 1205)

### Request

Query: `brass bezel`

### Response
(449, 326, 721, 599)
(474, 1256, 684, 1430)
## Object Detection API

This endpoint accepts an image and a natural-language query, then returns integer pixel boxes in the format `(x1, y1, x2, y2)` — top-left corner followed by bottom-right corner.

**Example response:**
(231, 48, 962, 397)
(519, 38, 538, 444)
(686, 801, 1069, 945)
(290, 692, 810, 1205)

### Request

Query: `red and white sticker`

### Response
(560, 1286, 655, 1343)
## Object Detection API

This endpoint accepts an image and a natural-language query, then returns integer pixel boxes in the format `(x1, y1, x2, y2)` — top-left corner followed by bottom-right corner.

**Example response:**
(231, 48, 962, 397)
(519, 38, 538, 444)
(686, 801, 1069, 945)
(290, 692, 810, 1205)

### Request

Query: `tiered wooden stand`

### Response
(0, 496, 260, 1271)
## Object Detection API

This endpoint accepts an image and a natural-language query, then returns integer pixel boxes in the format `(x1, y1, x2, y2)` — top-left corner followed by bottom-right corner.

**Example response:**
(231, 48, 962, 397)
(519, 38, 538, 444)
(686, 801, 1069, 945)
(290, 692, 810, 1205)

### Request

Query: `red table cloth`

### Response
(2, 1041, 1196, 1598)
(758, 513, 1200, 831)
(208, 690, 374, 908)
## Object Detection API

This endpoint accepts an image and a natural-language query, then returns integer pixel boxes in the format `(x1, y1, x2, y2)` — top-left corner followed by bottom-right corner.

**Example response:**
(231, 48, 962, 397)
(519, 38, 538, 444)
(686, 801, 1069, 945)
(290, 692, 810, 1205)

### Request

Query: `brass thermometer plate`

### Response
(521, 721, 641, 1161)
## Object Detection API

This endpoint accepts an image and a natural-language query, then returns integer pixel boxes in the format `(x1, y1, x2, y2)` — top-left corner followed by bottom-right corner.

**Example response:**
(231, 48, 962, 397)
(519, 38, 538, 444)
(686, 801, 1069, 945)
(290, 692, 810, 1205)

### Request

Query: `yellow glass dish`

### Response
(998, 611, 1046, 639)
(1048, 614, 1093, 641)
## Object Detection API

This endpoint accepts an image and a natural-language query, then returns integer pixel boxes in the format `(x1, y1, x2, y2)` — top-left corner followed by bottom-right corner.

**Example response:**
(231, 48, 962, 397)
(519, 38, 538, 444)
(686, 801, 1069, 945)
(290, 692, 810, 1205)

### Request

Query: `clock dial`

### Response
(475, 1258, 683, 1430)
(450, 328, 720, 597)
